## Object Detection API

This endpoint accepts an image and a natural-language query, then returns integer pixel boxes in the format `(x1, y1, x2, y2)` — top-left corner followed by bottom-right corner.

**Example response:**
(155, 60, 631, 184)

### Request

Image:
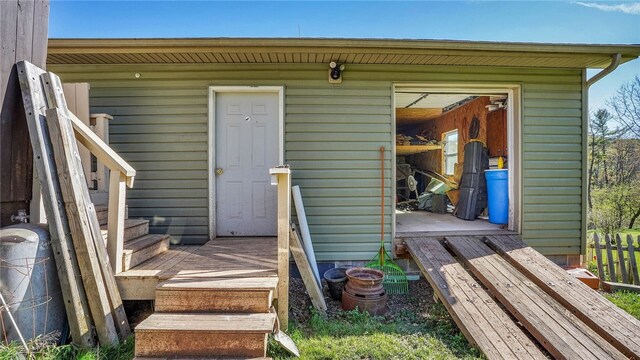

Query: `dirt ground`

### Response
(289, 276, 436, 324)
(124, 276, 438, 329)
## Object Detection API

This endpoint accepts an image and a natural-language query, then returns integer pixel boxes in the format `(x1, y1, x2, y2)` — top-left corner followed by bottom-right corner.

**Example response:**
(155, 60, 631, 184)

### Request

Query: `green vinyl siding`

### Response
(50, 63, 584, 259)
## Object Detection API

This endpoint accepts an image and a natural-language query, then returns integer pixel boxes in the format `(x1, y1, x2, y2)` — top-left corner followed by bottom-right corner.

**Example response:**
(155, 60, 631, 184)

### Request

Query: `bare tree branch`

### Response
(607, 75, 640, 138)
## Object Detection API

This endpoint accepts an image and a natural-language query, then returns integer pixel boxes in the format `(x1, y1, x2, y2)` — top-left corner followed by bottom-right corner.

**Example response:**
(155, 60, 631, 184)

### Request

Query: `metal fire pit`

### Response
(342, 267, 388, 315)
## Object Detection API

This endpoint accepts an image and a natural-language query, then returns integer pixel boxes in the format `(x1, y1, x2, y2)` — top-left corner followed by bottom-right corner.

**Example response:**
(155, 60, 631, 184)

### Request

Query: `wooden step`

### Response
(122, 234, 171, 272)
(101, 219, 149, 242)
(96, 205, 108, 226)
(95, 204, 129, 226)
(90, 190, 109, 206)
(155, 277, 277, 313)
(134, 313, 275, 358)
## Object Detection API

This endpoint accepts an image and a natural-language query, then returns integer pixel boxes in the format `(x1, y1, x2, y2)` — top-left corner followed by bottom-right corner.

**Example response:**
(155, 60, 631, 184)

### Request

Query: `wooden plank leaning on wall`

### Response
(17, 60, 96, 346)
(43, 71, 131, 340)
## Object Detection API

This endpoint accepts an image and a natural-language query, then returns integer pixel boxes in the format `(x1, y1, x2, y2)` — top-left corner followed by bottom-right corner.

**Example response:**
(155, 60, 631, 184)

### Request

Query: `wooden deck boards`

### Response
(446, 236, 626, 360)
(406, 238, 546, 360)
(484, 234, 640, 358)
(116, 237, 277, 300)
(408, 235, 637, 360)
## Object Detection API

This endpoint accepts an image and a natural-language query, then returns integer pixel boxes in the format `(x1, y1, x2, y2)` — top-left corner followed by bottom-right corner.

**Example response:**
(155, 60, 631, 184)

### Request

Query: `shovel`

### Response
(271, 308, 299, 357)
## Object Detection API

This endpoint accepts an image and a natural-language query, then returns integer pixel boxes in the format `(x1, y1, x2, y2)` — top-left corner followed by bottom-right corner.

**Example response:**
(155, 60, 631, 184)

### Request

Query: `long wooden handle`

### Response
(380, 146, 385, 264)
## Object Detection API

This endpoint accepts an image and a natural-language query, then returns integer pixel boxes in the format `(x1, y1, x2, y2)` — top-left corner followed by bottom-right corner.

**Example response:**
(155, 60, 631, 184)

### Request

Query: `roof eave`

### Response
(46, 38, 640, 69)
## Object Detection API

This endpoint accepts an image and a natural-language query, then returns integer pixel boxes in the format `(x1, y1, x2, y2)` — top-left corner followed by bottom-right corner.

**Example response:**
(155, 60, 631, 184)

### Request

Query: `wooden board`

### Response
(290, 225, 327, 314)
(485, 234, 640, 358)
(291, 185, 320, 286)
(135, 313, 275, 358)
(395, 108, 442, 126)
(155, 277, 275, 313)
(62, 82, 92, 187)
(0, 0, 48, 225)
(629, 234, 640, 285)
(17, 60, 95, 346)
(396, 144, 442, 156)
(486, 108, 507, 157)
(119, 238, 277, 279)
(275, 170, 291, 329)
(46, 106, 119, 345)
(406, 238, 545, 360)
(42, 71, 131, 340)
(116, 239, 278, 300)
(593, 234, 606, 281)
(615, 234, 629, 284)
(136, 313, 276, 332)
(446, 236, 626, 360)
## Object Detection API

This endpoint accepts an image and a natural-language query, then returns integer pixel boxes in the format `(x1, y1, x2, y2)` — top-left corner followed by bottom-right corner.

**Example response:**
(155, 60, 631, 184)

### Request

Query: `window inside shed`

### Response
(442, 130, 458, 176)
(394, 89, 511, 234)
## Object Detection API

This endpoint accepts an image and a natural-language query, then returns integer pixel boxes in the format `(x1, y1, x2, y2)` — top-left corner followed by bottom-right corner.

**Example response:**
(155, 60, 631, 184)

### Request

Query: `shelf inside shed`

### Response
(396, 144, 442, 156)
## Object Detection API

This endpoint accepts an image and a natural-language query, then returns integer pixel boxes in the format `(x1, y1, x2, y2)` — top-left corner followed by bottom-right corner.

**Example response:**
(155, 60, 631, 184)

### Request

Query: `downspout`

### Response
(586, 53, 622, 88)
(580, 53, 621, 264)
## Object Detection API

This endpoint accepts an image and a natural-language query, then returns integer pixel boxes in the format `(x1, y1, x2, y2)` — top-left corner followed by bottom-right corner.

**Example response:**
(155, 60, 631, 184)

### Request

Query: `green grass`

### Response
(0, 336, 134, 360)
(268, 307, 484, 360)
(2, 308, 481, 360)
(619, 228, 640, 237)
(2, 291, 638, 360)
(604, 291, 640, 320)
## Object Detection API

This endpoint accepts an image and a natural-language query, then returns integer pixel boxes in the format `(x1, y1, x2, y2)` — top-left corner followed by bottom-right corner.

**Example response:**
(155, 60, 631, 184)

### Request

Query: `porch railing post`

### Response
(270, 166, 291, 330)
(91, 113, 113, 192)
(107, 171, 126, 273)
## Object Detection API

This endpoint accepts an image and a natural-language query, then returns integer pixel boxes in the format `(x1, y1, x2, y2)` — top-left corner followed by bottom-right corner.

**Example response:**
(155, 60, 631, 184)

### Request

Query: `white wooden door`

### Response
(215, 92, 279, 236)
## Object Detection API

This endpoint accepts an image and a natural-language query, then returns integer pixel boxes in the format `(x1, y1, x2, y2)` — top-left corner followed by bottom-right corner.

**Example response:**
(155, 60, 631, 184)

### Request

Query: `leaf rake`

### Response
(366, 146, 408, 295)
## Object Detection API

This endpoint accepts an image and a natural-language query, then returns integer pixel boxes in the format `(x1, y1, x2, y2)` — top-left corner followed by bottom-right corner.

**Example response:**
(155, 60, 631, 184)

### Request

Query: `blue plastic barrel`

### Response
(485, 169, 509, 224)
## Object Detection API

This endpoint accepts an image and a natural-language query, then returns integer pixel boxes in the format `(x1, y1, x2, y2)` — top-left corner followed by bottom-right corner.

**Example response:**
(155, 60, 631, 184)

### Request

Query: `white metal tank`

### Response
(0, 224, 66, 344)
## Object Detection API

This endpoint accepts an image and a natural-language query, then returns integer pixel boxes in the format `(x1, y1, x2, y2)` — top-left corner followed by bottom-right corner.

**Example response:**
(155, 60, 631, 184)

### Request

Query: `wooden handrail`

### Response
(42, 70, 134, 275)
(69, 113, 135, 187)
(270, 166, 291, 330)
(69, 110, 133, 273)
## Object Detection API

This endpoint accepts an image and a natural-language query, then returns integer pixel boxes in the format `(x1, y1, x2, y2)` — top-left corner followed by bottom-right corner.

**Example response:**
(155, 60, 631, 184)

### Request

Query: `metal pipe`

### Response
(586, 53, 622, 88)
(0, 292, 29, 354)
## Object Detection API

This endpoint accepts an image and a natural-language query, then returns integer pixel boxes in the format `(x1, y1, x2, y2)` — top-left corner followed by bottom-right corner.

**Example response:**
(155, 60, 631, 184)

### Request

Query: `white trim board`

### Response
(392, 83, 523, 235)
(207, 86, 285, 239)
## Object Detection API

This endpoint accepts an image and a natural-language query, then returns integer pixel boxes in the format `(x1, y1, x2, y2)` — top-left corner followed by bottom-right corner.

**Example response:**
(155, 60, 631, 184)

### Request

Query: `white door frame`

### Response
(392, 83, 523, 235)
(208, 86, 285, 239)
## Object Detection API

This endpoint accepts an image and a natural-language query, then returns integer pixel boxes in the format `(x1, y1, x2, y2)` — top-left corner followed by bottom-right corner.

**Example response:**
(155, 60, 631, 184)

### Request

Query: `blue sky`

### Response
(49, 1, 639, 118)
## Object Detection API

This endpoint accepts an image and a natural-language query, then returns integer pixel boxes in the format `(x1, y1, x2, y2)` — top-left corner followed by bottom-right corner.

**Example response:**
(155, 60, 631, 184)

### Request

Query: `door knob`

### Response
(215, 168, 224, 175)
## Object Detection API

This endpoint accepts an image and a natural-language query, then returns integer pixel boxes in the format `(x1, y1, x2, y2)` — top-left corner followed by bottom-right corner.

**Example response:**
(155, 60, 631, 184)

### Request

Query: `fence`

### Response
(587, 233, 640, 289)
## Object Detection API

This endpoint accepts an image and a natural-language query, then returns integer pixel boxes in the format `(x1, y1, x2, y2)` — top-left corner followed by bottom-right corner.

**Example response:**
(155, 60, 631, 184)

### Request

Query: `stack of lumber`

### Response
(17, 61, 129, 346)
(406, 234, 640, 359)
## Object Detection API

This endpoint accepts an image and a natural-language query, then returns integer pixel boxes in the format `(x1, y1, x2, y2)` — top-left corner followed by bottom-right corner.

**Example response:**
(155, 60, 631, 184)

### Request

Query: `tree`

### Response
(590, 183, 639, 233)
(610, 138, 640, 186)
(608, 75, 640, 139)
(588, 109, 617, 209)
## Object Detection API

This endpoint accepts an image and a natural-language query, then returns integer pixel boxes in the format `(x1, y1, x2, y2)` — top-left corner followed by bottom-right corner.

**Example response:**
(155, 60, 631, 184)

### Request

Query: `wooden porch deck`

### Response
(116, 237, 277, 300)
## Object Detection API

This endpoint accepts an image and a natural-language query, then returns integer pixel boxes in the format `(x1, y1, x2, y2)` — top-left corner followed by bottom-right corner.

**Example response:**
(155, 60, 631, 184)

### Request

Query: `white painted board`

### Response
(291, 185, 321, 286)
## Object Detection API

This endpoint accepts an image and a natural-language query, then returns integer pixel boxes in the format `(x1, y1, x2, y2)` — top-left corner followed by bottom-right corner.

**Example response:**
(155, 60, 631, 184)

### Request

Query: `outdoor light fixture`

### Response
(328, 61, 345, 83)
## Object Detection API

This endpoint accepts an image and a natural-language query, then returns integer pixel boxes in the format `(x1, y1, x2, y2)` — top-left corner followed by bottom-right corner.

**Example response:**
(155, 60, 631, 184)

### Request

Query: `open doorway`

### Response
(394, 86, 515, 234)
